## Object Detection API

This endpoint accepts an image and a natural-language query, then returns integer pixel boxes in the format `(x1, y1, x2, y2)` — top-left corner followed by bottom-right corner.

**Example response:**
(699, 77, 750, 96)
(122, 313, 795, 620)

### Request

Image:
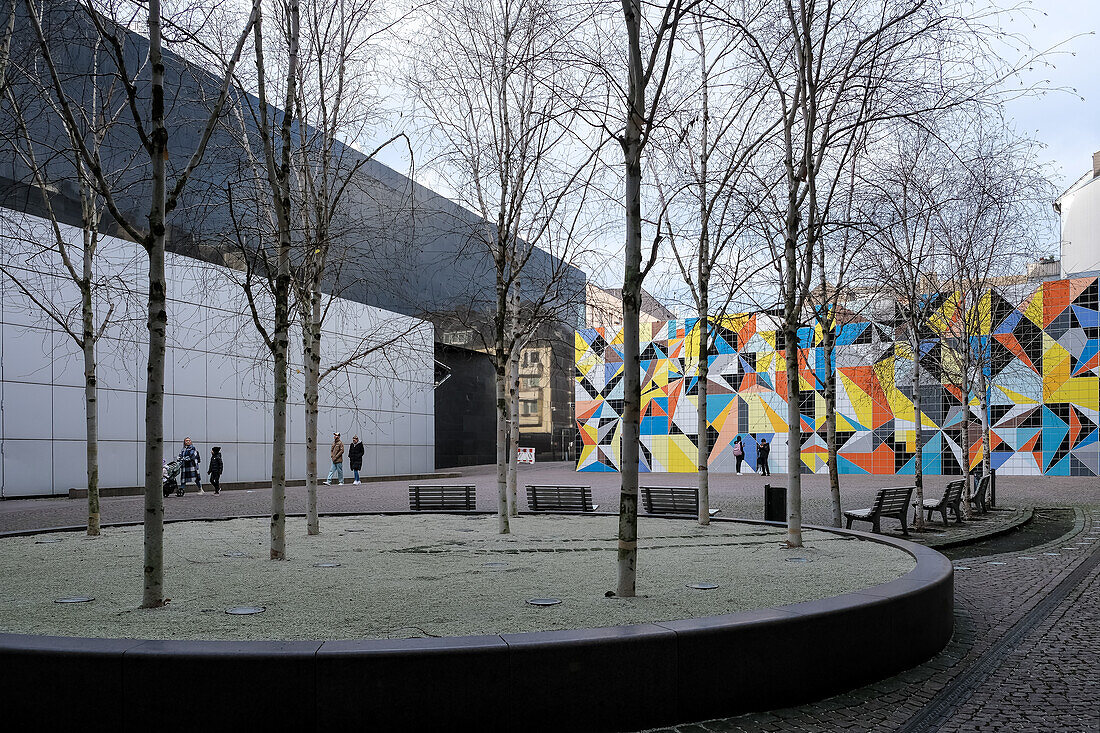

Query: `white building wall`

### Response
(0, 213, 435, 497)
(1059, 175, 1100, 277)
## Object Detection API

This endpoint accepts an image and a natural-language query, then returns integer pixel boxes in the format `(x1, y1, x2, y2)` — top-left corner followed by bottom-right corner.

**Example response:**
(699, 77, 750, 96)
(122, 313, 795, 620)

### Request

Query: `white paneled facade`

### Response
(0, 213, 435, 497)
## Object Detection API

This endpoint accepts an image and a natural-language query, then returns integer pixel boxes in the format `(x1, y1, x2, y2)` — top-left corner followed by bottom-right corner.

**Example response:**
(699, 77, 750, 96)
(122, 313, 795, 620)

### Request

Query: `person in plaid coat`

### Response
(178, 437, 204, 494)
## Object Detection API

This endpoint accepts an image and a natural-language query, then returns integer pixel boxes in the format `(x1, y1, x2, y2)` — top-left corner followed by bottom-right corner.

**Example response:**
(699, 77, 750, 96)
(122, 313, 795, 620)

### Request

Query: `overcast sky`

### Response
(1003, 1, 1100, 194)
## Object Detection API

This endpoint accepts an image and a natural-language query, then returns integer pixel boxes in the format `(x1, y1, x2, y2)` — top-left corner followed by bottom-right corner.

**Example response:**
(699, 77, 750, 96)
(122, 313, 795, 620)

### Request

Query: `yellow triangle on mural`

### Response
(1022, 289, 1043, 326)
(762, 400, 787, 432)
(996, 385, 1037, 405)
(710, 396, 736, 432)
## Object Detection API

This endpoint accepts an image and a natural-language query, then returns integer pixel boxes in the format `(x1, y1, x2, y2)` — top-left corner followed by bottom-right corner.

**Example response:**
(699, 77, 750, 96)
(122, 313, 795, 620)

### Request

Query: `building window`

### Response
(442, 329, 472, 346)
(520, 399, 539, 416)
(523, 377, 541, 388)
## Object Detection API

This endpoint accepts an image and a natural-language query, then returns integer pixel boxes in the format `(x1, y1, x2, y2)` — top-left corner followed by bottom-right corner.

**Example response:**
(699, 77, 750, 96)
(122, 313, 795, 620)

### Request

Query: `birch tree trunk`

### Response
(958, 361, 973, 520)
(822, 324, 841, 527)
(305, 290, 321, 535)
(979, 368, 991, 478)
(696, 309, 710, 525)
(782, 192, 803, 548)
(616, 75, 642, 597)
(495, 365, 510, 533)
(508, 347, 520, 517)
(81, 272, 100, 536)
(911, 337, 925, 530)
(141, 0, 168, 608)
(507, 288, 520, 517)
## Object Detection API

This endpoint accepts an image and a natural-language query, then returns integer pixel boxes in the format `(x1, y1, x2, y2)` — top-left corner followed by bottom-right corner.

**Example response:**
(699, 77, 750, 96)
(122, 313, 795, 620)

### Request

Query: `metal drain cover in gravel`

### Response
(686, 582, 719, 590)
(313, 562, 341, 568)
(526, 598, 562, 606)
(55, 596, 94, 604)
(223, 552, 248, 558)
(226, 606, 265, 615)
(786, 557, 812, 563)
(36, 538, 62, 544)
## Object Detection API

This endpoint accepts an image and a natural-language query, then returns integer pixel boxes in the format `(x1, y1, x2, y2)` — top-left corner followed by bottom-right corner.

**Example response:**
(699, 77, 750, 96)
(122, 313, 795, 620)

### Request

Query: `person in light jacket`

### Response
(348, 435, 364, 485)
(327, 432, 345, 485)
(178, 437, 203, 494)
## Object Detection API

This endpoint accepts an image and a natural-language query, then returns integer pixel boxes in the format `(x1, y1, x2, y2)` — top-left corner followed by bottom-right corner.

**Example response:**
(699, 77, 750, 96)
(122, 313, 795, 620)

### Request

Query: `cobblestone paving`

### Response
(644, 509, 1100, 733)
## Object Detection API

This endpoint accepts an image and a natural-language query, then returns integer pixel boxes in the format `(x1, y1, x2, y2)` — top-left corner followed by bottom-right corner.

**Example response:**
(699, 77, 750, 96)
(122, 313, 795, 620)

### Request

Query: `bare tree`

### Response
(412, 0, 601, 534)
(291, 0, 416, 536)
(24, 0, 258, 604)
(934, 118, 1053, 509)
(727, 0, 1035, 547)
(604, 0, 701, 595)
(655, 7, 776, 524)
(0, 12, 141, 536)
(862, 127, 955, 531)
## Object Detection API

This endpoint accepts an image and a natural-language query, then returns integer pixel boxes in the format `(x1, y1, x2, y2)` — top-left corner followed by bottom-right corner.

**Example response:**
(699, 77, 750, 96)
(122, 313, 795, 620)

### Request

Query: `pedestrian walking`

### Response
(732, 435, 745, 474)
(327, 432, 344, 485)
(208, 446, 224, 495)
(178, 437, 203, 494)
(756, 437, 771, 476)
(348, 435, 364, 485)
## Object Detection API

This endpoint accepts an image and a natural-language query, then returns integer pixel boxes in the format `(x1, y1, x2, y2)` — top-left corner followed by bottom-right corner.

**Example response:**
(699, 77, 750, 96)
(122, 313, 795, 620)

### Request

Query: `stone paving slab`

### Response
(642, 508, 1100, 733)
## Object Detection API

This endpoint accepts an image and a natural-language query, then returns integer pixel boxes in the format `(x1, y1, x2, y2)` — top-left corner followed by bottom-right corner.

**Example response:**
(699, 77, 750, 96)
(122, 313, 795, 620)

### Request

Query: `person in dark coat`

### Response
(208, 446, 224, 495)
(178, 437, 203, 494)
(756, 437, 771, 476)
(348, 435, 364, 485)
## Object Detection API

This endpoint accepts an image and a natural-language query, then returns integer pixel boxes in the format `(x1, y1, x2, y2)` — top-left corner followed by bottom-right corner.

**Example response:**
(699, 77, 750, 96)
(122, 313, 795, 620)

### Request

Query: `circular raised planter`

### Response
(0, 516, 952, 732)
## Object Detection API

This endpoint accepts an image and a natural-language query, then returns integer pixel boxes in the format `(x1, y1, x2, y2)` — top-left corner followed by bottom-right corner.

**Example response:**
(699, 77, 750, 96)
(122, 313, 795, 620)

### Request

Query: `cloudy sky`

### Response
(1003, 1, 1100, 193)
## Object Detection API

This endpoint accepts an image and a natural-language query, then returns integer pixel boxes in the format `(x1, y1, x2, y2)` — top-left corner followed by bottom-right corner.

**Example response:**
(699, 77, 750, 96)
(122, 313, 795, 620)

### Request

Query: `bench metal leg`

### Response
(845, 517, 854, 529)
(899, 512, 910, 537)
(871, 518, 880, 534)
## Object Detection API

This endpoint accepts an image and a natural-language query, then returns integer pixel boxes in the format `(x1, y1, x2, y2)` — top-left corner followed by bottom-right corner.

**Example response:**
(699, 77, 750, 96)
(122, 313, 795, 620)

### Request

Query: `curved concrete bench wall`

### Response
(0, 520, 952, 732)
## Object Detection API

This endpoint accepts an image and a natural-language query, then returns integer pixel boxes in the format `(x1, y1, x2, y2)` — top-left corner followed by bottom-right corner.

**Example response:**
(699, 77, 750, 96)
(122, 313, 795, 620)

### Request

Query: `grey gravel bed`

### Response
(0, 515, 915, 641)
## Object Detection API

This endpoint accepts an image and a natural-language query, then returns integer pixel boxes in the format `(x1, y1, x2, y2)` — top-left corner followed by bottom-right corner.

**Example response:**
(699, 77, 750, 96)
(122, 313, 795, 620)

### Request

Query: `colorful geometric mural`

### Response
(575, 277, 1099, 476)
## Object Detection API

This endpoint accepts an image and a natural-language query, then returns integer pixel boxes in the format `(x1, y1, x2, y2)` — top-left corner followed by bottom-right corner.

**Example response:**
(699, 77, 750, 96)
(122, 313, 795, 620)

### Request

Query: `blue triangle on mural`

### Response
(896, 455, 916, 475)
(837, 455, 870, 475)
(707, 394, 736, 424)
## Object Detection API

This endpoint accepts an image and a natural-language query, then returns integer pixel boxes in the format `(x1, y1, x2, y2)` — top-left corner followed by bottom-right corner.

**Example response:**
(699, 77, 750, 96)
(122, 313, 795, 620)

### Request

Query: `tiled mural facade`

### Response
(575, 277, 1099, 476)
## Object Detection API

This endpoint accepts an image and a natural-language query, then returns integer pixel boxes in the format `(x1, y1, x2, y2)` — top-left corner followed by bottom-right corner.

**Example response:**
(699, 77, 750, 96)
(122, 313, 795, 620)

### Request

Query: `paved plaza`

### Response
(1, 463, 1096, 732)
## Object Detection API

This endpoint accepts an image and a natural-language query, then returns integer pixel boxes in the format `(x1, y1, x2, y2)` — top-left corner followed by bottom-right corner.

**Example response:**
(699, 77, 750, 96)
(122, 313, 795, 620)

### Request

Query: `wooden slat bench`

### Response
(526, 485, 598, 513)
(408, 484, 476, 511)
(968, 475, 989, 515)
(844, 486, 914, 535)
(641, 486, 719, 517)
(916, 479, 965, 526)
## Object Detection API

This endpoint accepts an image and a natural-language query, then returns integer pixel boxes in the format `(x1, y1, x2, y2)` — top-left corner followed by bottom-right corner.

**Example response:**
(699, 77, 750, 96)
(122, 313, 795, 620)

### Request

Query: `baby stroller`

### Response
(162, 459, 183, 497)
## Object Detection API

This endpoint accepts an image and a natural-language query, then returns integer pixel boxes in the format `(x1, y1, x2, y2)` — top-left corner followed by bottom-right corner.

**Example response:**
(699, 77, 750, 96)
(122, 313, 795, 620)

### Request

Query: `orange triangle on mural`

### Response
(993, 333, 1035, 372)
(843, 452, 874, 472)
(1069, 408, 1081, 447)
(1043, 280, 1070, 327)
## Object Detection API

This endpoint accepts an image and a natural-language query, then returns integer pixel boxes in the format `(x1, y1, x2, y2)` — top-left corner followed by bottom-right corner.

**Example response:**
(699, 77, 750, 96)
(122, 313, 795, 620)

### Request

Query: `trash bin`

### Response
(764, 483, 786, 523)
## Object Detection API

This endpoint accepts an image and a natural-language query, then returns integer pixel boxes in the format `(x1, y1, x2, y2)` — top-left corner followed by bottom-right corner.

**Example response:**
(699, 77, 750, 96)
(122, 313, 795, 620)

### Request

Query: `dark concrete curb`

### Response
(65, 472, 462, 499)
(925, 506, 1036, 550)
(0, 515, 952, 732)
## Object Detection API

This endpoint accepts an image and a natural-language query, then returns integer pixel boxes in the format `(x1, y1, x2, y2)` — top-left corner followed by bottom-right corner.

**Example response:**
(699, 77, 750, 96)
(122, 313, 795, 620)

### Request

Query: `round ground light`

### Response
(225, 606, 265, 615)
(526, 598, 562, 606)
(54, 596, 94, 604)
(686, 582, 719, 590)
